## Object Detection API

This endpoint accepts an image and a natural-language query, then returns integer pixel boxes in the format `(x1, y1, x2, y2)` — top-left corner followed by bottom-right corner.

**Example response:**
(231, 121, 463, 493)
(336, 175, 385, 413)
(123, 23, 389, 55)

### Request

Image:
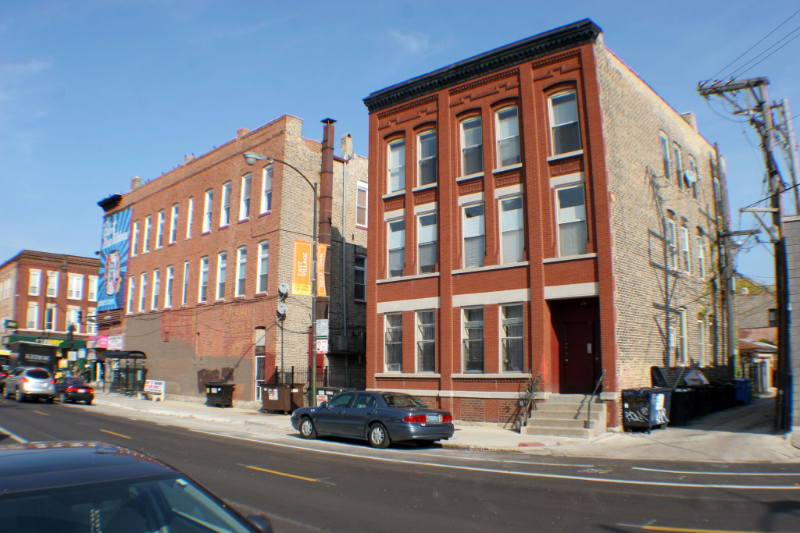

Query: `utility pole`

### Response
(713, 143, 738, 373)
(774, 99, 800, 215)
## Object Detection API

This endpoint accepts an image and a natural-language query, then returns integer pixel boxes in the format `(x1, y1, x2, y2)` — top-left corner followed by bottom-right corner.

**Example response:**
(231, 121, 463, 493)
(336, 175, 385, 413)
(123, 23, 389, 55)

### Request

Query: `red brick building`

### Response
(362, 20, 729, 432)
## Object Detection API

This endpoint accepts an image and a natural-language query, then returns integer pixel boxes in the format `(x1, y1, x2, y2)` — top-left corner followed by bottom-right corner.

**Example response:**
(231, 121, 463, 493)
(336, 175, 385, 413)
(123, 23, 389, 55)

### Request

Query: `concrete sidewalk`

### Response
(90, 392, 800, 463)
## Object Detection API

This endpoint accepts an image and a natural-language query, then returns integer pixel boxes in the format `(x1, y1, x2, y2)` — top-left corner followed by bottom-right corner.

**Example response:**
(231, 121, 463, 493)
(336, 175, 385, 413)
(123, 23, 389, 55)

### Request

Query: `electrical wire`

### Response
(741, 180, 800, 210)
(737, 30, 800, 78)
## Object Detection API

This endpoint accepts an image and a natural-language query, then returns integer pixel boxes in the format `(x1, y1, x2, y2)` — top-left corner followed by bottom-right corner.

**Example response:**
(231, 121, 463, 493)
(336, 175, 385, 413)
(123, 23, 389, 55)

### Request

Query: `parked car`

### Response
(55, 376, 94, 405)
(0, 441, 273, 532)
(3, 367, 56, 403)
(291, 391, 454, 448)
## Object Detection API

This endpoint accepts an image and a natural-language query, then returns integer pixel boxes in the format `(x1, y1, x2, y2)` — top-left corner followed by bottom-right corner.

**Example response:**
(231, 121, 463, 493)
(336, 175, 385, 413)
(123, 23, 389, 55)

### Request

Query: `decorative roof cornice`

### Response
(363, 19, 601, 113)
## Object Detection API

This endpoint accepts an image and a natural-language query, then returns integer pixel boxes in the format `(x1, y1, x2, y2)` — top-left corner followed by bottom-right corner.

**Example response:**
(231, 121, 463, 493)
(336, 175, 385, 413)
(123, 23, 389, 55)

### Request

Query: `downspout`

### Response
(342, 157, 349, 370)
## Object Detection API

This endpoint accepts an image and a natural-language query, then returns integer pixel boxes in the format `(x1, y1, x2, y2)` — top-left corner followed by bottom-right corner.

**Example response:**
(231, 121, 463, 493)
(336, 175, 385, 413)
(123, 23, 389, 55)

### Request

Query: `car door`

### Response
(341, 393, 377, 437)
(313, 392, 354, 435)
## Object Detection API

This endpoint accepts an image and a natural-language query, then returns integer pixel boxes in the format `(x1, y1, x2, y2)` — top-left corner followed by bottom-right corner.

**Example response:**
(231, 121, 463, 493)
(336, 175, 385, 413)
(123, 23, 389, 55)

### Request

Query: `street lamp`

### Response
(243, 151, 320, 406)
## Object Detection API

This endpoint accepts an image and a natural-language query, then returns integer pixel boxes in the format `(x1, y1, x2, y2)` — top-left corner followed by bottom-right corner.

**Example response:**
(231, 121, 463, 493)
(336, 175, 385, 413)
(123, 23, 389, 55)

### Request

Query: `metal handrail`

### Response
(585, 369, 606, 429)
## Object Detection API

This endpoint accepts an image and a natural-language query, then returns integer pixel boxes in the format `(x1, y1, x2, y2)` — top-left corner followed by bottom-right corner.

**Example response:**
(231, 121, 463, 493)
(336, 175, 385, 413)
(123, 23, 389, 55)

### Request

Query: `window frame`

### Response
(387, 138, 406, 194)
(462, 202, 486, 269)
(151, 269, 160, 310)
(236, 246, 247, 297)
(501, 303, 525, 373)
(143, 215, 151, 253)
(387, 217, 406, 278)
(88, 275, 99, 302)
(68, 274, 83, 300)
(66, 306, 81, 334)
(202, 190, 213, 234)
(462, 306, 485, 373)
(216, 252, 227, 301)
(186, 197, 194, 239)
(27, 302, 39, 329)
(354, 256, 366, 302)
(44, 304, 56, 331)
(165, 265, 174, 309)
(220, 181, 232, 227)
(182, 261, 189, 306)
(460, 116, 484, 177)
(139, 273, 147, 312)
(260, 164, 273, 215)
(87, 307, 98, 335)
(416, 310, 436, 373)
(417, 211, 437, 274)
(555, 184, 587, 257)
(131, 221, 139, 257)
(126, 276, 135, 314)
(680, 225, 691, 273)
(666, 217, 678, 270)
(356, 181, 368, 229)
(495, 105, 521, 168)
(417, 129, 437, 187)
(169, 203, 179, 244)
(499, 195, 525, 264)
(156, 209, 165, 248)
(548, 90, 582, 156)
(660, 133, 671, 181)
(257, 241, 269, 294)
(697, 318, 706, 367)
(697, 232, 706, 279)
(46, 271, 59, 298)
(688, 155, 699, 199)
(28, 269, 41, 296)
(199, 257, 209, 303)
(240, 173, 251, 221)
(384, 313, 403, 373)
(672, 143, 683, 189)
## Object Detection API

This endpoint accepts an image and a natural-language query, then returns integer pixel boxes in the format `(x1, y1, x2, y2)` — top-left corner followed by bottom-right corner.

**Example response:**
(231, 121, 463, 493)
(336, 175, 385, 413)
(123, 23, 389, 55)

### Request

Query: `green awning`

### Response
(1, 334, 86, 350)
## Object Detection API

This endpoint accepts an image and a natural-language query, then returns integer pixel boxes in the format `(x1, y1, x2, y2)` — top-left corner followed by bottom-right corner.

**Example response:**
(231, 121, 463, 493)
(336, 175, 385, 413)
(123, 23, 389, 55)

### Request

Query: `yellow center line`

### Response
(33, 411, 49, 416)
(99, 429, 132, 440)
(627, 525, 796, 533)
(245, 465, 318, 483)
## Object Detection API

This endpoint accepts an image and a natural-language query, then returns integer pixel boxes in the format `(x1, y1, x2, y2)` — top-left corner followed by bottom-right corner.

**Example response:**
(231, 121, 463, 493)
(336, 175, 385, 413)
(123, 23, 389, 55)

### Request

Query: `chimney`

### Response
(131, 176, 142, 190)
(318, 118, 336, 319)
(341, 134, 354, 160)
(681, 112, 698, 132)
(184, 154, 195, 164)
(237, 127, 250, 139)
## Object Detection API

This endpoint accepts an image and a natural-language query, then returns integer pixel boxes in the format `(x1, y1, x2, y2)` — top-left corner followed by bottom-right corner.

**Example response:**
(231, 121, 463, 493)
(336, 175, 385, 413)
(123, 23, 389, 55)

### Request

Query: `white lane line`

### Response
(0, 423, 29, 444)
(632, 466, 800, 476)
(417, 452, 594, 468)
(187, 429, 800, 490)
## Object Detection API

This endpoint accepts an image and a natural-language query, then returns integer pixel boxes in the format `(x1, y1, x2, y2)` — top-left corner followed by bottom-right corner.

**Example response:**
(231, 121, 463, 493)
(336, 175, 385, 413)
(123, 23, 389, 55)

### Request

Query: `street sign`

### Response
(315, 338, 328, 353)
(316, 319, 329, 338)
(4, 320, 17, 330)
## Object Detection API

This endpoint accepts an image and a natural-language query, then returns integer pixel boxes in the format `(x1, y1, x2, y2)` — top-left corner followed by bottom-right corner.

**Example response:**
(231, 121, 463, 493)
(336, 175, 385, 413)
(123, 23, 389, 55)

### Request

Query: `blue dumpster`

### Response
(733, 378, 752, 406)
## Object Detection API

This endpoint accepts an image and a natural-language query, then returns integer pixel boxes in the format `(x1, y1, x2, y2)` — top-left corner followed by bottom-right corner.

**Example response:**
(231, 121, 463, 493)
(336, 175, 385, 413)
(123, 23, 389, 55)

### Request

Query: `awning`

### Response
(98, 350, 146, 360)
(2, 334, 86, 350)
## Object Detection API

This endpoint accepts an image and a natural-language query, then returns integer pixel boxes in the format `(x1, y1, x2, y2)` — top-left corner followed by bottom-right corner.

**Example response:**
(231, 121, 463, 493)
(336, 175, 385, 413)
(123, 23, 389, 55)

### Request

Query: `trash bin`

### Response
(316, 387, 345, 406)
(690, 385, 712, 419)
(622, 388, 672, 432)
(261, 384, 291, 412)
(205, 382, 235, 407)
(733, 378, 752, 406)
(289, 384, 305, 410)
(669, 388, 693, 427)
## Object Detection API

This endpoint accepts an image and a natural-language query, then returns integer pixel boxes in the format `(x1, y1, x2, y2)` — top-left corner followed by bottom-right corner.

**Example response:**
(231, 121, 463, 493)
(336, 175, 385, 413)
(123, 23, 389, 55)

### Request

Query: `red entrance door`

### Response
(562, 322, 595, 393)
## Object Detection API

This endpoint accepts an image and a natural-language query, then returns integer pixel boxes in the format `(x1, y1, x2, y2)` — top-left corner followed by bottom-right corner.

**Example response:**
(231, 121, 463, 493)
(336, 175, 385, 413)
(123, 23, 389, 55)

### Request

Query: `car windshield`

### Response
(25, 370, 50, 380)
(0, 473, 254, 533)
(382, 393, 428, 408)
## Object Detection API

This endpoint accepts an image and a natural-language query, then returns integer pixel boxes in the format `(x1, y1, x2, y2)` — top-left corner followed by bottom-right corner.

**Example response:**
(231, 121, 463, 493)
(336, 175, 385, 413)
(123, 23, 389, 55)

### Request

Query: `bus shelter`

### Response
(99, 351, 147, 394)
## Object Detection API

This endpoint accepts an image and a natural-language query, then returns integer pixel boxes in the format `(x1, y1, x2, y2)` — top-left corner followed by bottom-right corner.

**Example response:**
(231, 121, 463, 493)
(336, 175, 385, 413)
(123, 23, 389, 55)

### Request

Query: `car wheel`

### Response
(15, 389, 25, 402)
(299, 417, 317, 439)
(368, 424, 391, 449)
(45, 397, 54, 404)
(85, 399, 92, 405)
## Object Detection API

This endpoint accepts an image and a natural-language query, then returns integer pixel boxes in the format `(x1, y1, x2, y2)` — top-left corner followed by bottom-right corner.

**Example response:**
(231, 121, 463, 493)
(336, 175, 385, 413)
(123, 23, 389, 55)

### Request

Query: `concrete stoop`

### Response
(523, 394, 607, 438)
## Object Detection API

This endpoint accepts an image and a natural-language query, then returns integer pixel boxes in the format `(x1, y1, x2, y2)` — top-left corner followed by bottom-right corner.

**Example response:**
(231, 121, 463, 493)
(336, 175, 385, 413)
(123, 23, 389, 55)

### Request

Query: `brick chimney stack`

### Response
(318, 118, 336, 319)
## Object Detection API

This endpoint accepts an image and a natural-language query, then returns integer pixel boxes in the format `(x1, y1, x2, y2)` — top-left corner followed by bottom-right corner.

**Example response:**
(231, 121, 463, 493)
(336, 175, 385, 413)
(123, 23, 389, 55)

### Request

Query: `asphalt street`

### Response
(1, 396, 799, 533)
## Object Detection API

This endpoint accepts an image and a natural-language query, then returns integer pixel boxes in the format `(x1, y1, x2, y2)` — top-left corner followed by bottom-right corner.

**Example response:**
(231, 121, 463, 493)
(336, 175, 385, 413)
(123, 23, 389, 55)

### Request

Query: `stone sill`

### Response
(376, 272, 440, 284)
(543, 253, 597, 264)
(375, 373, 441, 378)
(451, 373, 531, 379)
(452, 262, 528, 275)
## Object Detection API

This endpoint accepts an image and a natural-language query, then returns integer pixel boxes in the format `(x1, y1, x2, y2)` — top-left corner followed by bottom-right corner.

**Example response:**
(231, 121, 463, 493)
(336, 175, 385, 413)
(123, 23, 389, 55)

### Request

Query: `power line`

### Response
(736, 28, 800, 78)
(742, 180, 800, 210)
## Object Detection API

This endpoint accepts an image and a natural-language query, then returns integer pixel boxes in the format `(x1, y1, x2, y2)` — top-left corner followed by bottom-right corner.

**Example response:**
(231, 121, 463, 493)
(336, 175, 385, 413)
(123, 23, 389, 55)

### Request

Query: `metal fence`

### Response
(270, 366, 366, 390)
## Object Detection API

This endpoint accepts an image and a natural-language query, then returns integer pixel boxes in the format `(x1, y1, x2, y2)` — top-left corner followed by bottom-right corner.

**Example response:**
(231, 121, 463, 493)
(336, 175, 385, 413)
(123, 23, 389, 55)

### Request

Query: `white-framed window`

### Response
(186, 197, 194, 239)
(549, 90, 581, 155)
(416, 310, 435, 373)
(356, 182, 368, 228)
(169, 203, 179, 244)
(143, 215, 151, 253)
(257, 241, 269, 294)
(666, 217, 678, 270)
(87, 307, 97, 335)
(139, 273, 147, 312)
(680, 226, 691, 272)
(28, 269, 41, 296)
(151, 269, 160, 310)
(673, 143, 683, 189)
(660, 133, 671, 181)
(220, 181, 231, 227)
(500, 196, 524, 263)
(461, 116, 483, 176)
(165, 266, 174, 309)
(463, 203, 485, 268)
(667, 321, 676, 362)
(216, 252, 227, 300)
(697, 233, 706, 279)
(688, 155, 699, 198)
(496, 106, 521, 167)
(501, 303, 524, 372)
(354, 256, 366, 301)
(388, 139, 405, 193)
(202, 190, 213, 233)
(126, 276, 135, 314)
(156, 209, 165, 248)
(199, 257, 209, 303)
(66, 306, 81, 334)
(131, 221, 139, 257)
(678, 308, 688, 365)
(556, 185, 587, 256)
(68, 274, 83, 300)
(697, 318, 706, 367)
(418, 213, 437, 273)
(45, 304, 56, 331)
(388, 218, 405, 278)
(27, 302, 39, 329)
(240, 174, 251, 220)
(182, 261, 189, 306)
(46, 271, 59, 298)
(463, 307, 484, 373)
(88, 275, 99, 302)
(384, 313, 403, 372)
(261, 164, 273, 215)
(236, 247, 247, 297)
(418, 130, 437, 186)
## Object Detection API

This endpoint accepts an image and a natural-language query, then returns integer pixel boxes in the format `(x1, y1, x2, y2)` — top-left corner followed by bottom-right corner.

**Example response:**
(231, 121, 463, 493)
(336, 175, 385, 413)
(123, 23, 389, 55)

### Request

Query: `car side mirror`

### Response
(247, 514, 273, 533)
(320, 401, 328, 408)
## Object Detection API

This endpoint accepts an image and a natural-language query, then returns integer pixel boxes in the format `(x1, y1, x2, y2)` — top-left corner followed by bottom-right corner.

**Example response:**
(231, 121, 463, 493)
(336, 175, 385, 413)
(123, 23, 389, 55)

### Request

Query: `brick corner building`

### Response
(362, 20, 731, 432)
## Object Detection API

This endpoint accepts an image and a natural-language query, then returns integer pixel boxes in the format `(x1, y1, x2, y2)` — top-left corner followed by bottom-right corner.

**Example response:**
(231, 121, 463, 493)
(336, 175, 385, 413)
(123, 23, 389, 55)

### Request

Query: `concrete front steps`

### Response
(522, 394, 607, 438)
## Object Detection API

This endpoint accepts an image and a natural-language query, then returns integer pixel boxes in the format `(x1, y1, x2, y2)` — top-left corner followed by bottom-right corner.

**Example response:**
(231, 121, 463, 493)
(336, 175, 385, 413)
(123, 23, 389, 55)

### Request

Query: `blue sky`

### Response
(1, 0, 797, 285)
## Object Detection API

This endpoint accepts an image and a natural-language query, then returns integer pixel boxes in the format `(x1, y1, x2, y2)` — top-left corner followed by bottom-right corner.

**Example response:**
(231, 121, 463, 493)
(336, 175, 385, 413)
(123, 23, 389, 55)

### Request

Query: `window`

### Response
(46, 271, 59, 298)
(666, 218, 678, 269)
(67, 307, 81, 334)
(356, 182, 368, 228)
(384, 313, 403, 372)
(240, 174, 251, 220)
(139, 273, 147, 312)
(557, 185, 587, 256)
(28, 269, 41, 296)
(202, 190, 213, 233)
(461, 117, 483, 176)
(388, 139, 405, 193)
(152, 269, 160, 310)
(660, 133, 671, 181)
(261, 164, 273, 214)
(143, 215, 151, 252)
(131, 221, 139, 257)
(156, 209, 165, 248)
(199, 257, 209, 302)
(186, 197, 194, 239)
(463, 203, 485, 268)
(87, 307, 97, 335)
(697, 233, 706, 279)
(45, 304, 56, 331)
(236, 247, 247, 297)
(688, 156, 699, 199)
(182, 262, 189, 306)
(768, 309, 778, 328)
(169, 204, 179, 244)
(463, 307, 484, 373)
(680, 226, 691, 272)
(678, 308, 687, 365)
(549, 91, 581, 155)
(502, 304, 524, 372)
(496, 106, 521, 167)
(216, 253, 227, 300)
(27, 303, 38, 329)
(126, 276, 135, 314)
(418, 130, 437, 186)
(672, 144, 683, 189)
(697, 319, 706, 367)
(257, 242, 269, 293)
(500, 196, 524, 263)
(667, 322, 676, 361)
(416, 310, 435, 373)
(165, 266, 174, 308)
(88, 275, 99, 302)
(388, 219, 405, 277)
(354, 256, 366, 301)
(220, 182, 231, 227)
(418, 213, 437, 273)
(68, 274, 83, 300)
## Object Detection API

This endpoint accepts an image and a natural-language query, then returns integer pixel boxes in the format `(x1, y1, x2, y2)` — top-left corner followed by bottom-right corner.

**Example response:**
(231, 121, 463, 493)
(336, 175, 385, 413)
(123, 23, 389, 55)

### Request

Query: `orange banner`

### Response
(317, 244, 328, 298)
(292, 241, 312, 296)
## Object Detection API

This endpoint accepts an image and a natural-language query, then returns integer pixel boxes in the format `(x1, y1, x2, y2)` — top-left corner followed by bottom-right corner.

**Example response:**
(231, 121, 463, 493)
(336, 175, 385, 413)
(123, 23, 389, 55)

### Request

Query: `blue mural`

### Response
(98, 208, 131, 312)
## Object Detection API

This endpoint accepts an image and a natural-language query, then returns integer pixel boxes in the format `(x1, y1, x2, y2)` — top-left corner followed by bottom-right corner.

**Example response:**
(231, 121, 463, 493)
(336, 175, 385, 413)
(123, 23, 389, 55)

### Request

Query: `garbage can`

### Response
(622, 388, 672, 432)
(316, 387, 345, 406)
(733, 378, 753, 406)
(289, 384, 305, 410)
(205, 382, 235, 407)
(669, 388, 693, 426)
(261, 384, 292, 412)
(690, 385, 712, 419)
